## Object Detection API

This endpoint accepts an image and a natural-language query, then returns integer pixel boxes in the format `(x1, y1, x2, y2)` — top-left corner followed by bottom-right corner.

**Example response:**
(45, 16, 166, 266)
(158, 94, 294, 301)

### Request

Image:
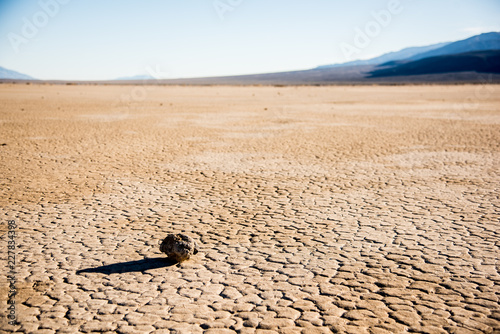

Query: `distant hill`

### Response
(407, 32, 500, 61)
(368, 49, 500, 78)
(316, 42, 449, 69)
(317, 32, 500, 70)
(153, 65, 374, 85)
(114, 74, 156, 81)
(0, 66, 35, 80)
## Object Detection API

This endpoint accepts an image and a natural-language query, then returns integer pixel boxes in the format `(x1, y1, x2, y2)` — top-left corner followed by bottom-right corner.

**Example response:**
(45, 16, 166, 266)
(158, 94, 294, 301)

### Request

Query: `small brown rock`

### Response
(160, 234, 198, 262)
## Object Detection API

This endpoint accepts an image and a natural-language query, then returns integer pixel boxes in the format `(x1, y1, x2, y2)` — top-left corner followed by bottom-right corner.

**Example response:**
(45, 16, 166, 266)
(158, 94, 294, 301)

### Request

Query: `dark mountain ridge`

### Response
(316, 42, 450, 69)
(407, 32, 500, 61)
(368, 49, 500, 78)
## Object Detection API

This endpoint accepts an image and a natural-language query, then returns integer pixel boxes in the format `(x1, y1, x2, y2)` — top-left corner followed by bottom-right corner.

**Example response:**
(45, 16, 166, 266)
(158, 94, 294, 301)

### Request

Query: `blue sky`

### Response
(0, 0, 499, 80)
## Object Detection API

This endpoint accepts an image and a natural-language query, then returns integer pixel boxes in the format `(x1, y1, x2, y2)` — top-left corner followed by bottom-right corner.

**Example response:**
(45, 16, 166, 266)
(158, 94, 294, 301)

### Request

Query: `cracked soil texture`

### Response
(1, 84, 499, 333)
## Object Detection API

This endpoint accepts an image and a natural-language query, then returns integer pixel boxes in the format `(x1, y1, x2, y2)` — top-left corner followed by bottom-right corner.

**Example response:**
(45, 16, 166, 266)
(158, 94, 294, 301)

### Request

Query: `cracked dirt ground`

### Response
(0, 84, 499, 333)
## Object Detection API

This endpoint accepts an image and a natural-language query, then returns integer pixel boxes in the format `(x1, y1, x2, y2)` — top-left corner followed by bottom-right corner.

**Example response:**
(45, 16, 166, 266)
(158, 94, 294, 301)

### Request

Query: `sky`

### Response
(0, 0, 499, 81)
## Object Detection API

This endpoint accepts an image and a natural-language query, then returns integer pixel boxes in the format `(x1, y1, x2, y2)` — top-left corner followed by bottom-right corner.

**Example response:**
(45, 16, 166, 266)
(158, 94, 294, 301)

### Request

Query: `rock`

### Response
(160, 234, 198, 262)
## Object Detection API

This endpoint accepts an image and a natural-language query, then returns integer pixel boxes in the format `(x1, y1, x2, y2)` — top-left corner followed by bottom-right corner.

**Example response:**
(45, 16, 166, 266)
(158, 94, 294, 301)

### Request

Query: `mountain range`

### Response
(315, 42, 450, 69)
(368, 50, 500, 78)
(1, 32, 499, 84)
(316, 31, 500, 69)
(141, 31, 500, 84)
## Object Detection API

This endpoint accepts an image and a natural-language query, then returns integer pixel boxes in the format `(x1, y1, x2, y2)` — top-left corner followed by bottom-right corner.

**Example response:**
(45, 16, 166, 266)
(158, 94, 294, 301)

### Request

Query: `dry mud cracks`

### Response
(1, 84, 499, 333)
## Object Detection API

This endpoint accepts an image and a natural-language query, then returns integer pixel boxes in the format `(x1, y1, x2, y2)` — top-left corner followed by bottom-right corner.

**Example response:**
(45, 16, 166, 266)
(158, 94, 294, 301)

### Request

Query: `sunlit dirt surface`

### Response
(1, 84, 499, 333)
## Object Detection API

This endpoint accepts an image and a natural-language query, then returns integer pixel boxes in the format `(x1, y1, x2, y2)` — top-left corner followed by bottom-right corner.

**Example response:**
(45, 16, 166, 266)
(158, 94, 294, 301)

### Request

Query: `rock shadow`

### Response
(76, 257, 177, 275)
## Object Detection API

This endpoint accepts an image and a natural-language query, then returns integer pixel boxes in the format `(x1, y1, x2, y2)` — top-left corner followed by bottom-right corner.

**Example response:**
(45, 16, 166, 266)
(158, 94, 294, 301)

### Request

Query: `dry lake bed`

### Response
(0, 84, 499, 333)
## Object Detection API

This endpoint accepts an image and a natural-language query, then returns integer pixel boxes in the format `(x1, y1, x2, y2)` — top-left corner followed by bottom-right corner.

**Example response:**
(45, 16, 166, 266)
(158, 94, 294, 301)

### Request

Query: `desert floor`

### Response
(0, 84, 499, 333)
